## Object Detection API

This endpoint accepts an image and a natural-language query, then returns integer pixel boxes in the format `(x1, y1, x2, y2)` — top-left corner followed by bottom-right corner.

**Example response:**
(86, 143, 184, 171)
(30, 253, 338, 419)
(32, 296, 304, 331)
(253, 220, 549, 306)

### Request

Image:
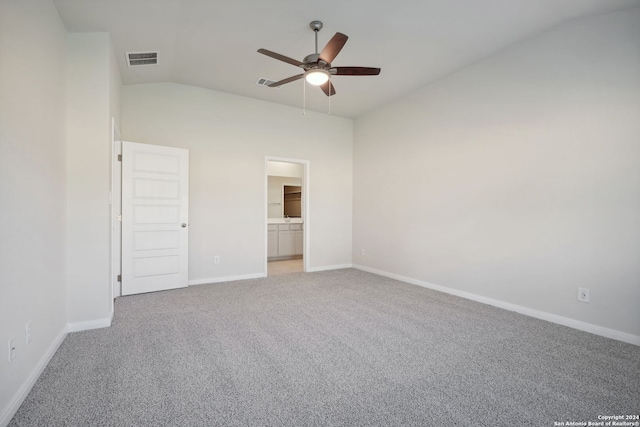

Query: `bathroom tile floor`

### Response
(268, 258, 303, 276)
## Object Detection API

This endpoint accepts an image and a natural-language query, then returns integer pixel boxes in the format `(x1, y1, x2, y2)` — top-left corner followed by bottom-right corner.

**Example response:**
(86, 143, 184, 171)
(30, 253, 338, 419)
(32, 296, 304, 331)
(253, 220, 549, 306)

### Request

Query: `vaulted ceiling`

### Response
(53, 0, 640, 118)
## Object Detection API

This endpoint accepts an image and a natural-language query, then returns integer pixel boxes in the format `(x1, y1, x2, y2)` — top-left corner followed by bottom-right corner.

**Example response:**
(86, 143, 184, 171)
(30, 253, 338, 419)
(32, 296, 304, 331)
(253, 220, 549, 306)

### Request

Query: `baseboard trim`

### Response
(67, 314, 112, 333)
(268, 255, 303, 262)
(188, 266, 356, 284)
(0, 325, 67, 427)
(189, 273, 267, 286)
(353, 264, 640, 346)
(306, 263, 353, 273)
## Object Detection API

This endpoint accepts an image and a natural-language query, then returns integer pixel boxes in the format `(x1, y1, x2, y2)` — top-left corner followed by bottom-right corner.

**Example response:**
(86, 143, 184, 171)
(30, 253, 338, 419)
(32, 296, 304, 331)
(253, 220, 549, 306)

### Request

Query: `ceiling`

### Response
(53, 0, 640, 119)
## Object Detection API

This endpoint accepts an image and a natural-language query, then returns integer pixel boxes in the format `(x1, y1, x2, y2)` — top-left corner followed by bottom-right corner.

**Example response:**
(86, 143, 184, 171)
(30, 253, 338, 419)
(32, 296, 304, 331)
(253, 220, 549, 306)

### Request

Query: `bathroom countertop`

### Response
(267, 218, 304, 224)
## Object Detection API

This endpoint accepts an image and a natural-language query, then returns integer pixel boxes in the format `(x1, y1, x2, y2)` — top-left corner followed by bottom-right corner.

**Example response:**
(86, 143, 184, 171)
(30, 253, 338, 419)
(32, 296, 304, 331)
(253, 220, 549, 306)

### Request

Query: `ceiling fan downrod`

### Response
(310, 20, 323, 54)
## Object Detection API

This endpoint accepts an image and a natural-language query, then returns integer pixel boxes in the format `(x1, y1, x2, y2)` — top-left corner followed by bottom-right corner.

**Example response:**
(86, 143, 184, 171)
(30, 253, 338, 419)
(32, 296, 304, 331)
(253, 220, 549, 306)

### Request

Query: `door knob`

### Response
(181, 223, 187, 228)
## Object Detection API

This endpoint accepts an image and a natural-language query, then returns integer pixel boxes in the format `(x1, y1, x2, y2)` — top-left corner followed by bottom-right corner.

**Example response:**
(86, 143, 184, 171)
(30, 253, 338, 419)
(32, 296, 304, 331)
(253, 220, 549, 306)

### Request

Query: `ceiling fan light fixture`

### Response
(305, 69, 329, 86)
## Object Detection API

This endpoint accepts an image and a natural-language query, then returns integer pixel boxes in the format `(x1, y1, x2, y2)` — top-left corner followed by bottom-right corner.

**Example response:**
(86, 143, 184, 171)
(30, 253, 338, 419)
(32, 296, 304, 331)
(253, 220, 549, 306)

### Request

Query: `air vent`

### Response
(256, 78, 282, 89)
(126, 52, 158, 67)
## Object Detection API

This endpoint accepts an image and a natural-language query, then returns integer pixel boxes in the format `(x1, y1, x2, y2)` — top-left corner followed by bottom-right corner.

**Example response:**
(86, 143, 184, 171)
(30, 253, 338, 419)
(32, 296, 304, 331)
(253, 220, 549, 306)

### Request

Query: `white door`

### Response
(121, 141, 189, 296)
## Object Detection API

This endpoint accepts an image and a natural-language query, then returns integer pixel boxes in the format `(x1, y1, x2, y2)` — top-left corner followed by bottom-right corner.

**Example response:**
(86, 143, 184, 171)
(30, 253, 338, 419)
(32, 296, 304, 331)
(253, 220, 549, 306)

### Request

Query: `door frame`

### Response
(265, 156, 310, 274)
(110, 118, 122, 299)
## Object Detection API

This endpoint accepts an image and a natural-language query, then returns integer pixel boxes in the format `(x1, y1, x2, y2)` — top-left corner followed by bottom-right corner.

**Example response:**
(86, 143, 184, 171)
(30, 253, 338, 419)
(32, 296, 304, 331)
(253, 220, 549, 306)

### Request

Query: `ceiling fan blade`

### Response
(319, 32, 348, 64)
(258, 49, 304, 67)
(332, 66, 381, 76)
(320, 80, 336, 97)
(269, 74, 305, 87)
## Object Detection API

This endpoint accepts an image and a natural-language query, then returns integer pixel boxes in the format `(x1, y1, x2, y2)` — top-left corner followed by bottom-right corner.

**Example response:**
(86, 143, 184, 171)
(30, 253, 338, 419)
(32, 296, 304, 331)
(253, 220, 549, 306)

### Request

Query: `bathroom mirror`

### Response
(283, 185, 302, 218)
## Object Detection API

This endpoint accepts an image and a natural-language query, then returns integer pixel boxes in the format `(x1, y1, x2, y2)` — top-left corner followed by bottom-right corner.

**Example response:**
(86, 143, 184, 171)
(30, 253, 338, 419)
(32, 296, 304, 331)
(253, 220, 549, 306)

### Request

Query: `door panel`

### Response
(133, 230, 179, 251)
(122, 141, 189, 296)
(134, 179, 179, 198)
(133, 205, 179, 223)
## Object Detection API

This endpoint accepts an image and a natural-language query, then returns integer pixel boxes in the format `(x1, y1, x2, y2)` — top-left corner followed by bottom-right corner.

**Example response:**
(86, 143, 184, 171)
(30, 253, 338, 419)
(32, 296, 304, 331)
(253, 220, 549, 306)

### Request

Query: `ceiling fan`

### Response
(258, 21, 381, 97)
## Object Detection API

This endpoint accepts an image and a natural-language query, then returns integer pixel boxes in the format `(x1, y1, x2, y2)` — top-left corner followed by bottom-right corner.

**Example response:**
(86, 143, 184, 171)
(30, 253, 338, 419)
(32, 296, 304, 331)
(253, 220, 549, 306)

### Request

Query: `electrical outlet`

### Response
(8, 338, 15, 362)
(360, 248, 365, 256)
(578, 287, 590, 303)
(26, 321, 32, 344)
(214, 256, 220, 264)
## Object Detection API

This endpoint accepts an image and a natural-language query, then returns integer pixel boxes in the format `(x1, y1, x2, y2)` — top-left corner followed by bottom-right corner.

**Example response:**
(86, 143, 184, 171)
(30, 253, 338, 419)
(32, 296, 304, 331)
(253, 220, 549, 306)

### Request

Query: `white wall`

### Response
(122, 83, 353, 280)
(267, 161, 303, 178)
(109, 42, 122, 127)
(66, 33, 118, 330)
(0, 1, 68, 423)
(353, 9, 640, 342)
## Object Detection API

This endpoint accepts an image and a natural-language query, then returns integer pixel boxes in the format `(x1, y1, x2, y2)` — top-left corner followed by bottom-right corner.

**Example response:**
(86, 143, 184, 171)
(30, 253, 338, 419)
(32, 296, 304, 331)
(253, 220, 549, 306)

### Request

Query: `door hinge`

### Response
(117, 154, 122, 161)
(117, 214, 122, 222)
(117, 274, 121, 282)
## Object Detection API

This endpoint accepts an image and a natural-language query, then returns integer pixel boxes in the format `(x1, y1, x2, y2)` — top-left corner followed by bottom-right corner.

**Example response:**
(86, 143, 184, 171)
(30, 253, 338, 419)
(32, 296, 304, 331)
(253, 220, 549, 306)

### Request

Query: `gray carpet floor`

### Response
(10, 269, 640, 426)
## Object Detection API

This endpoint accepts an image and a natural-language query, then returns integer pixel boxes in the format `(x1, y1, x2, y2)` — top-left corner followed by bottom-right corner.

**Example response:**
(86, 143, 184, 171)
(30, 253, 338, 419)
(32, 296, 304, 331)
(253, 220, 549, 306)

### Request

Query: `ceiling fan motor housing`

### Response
(303, 53, 319, 65)
(302, 53, 326, 70)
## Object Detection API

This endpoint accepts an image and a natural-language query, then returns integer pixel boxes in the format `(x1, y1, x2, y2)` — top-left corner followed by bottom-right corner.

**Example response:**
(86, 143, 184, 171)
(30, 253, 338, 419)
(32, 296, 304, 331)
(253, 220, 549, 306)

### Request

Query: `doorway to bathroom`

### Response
(265, 157, 309, 276)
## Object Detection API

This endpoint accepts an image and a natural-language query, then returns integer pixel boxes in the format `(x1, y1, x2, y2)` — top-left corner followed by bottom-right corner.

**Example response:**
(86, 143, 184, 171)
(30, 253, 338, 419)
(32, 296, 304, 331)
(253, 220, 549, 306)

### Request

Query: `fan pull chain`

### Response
(328, 83, 331, 115)
(303, 79, 307, 115)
